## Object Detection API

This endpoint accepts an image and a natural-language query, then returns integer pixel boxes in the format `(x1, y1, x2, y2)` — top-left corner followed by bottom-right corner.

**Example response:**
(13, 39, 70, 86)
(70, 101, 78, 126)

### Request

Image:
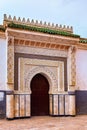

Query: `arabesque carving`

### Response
(7, 36, 14, 90)
(68, 46, 76, 87)
(25, 66, 58, 94)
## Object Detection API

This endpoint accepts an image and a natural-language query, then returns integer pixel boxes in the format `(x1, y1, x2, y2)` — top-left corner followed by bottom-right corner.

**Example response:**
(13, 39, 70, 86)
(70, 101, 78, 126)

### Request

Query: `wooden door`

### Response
(31, 74, 49, 116)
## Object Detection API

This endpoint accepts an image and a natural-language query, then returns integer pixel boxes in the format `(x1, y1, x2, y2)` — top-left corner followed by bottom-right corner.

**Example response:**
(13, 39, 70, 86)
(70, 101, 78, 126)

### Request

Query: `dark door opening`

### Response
(31, 73, 49, 116)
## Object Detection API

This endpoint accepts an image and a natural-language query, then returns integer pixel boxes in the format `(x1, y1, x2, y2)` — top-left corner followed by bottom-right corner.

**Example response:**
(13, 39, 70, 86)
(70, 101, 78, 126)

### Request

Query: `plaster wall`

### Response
(76, 49, 87, 90)
(0, 38, 7, 90)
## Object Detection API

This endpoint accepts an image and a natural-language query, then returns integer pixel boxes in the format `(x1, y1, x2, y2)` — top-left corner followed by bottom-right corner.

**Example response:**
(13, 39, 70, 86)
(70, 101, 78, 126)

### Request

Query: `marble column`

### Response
(6, 93, 14, 119)
(26, 94, 31, 117)
(69, 95, 76, 115)
(49, 95, 53, 115)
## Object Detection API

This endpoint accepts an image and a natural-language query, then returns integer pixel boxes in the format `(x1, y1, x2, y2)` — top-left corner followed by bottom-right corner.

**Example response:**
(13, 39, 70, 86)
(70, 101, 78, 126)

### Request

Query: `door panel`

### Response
(31, 74, 49, 116)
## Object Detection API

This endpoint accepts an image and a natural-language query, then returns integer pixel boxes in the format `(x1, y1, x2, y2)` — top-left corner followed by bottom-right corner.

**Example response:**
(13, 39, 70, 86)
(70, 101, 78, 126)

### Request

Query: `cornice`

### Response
(6, 28, 79, 40)
(6, 28, 87, 50)
(6, 28, 79, 46)
(0, 31, 5, 39)
(77, 43, 87, 50)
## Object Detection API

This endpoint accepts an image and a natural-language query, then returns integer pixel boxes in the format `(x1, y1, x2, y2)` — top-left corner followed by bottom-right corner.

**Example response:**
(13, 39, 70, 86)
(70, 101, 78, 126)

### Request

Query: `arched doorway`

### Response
(31, 73, 49, 116)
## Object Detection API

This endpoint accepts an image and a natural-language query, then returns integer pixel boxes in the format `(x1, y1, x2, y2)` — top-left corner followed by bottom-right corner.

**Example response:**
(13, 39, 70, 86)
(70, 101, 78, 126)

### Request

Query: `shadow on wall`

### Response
(0, 91, 6, 119)
(76, 90, 87, 115)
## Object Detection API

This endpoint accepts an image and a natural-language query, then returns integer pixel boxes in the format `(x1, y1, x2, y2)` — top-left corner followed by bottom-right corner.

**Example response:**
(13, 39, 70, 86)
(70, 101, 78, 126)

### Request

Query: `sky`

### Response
(0, 0, 87, 38)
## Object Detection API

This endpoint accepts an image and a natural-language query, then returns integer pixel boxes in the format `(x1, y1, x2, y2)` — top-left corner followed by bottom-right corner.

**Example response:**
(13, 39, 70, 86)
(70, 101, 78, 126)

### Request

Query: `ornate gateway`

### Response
(1, 14, 87, 119)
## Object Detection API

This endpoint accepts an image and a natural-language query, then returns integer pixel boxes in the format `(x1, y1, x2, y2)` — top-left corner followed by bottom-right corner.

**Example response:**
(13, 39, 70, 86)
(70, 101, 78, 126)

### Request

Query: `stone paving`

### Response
(0, 115, 87, 130)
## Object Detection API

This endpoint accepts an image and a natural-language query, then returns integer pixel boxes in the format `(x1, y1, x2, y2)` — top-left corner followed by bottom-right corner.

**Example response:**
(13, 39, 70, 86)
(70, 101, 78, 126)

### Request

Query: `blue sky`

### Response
(0, 0, 87, 38)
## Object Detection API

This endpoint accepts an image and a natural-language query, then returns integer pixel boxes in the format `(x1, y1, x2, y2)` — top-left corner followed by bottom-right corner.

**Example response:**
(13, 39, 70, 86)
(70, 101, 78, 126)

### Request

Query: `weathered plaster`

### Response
(76, 49, 87, 90)
(0, 38, 7, 90)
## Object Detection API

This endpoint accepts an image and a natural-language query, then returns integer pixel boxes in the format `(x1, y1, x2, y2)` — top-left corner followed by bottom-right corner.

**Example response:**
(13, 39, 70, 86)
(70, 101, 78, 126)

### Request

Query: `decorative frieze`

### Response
(14, 38, 69, 51)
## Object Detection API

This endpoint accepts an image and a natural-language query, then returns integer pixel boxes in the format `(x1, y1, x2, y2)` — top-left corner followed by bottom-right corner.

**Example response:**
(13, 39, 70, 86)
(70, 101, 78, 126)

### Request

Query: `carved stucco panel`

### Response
(7, 36, 14, 90)
(58, 62, 64, 91)
(71, 46, 76, 86)
(18, 58, 65, 94)
(68, 46, 76, 91)
(25, 66, 58, 94)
